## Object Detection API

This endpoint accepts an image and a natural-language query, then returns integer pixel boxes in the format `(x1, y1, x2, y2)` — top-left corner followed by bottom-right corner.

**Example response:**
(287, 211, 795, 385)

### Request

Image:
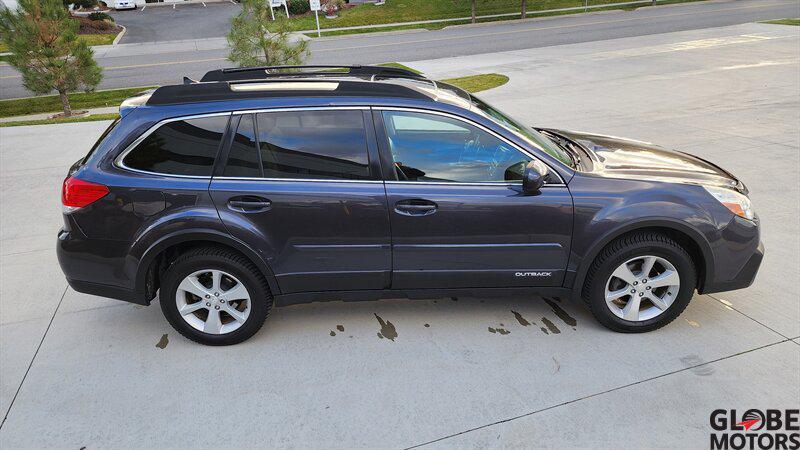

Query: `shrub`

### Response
(322, 0, 344, 15)
(287, 0, 309, 15)
(71, 0, 97, 9)
(88, 11, 113, 21)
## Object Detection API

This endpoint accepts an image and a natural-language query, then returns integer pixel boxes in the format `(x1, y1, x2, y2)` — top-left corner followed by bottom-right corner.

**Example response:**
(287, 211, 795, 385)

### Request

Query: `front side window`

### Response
(382, 110, 532, 183)
(256, 110, 372, 180)
(122, 115, 229, 176)
(470, 96, 576, 168)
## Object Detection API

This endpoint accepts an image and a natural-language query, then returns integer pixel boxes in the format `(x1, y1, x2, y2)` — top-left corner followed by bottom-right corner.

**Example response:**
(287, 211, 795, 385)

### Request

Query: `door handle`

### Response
(228, 196, 271, 213)
(394, 199, 437, 217)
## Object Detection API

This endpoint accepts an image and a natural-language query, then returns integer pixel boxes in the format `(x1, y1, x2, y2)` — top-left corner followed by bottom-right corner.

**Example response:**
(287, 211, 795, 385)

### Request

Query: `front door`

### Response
(210, 108, 391, 293)
(375, 109, 573, 289)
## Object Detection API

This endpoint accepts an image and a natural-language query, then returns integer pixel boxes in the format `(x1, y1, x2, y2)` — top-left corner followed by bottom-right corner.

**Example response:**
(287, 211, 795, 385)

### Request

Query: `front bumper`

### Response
(700, 213, 764, 294)
(702, 240, 764, 294)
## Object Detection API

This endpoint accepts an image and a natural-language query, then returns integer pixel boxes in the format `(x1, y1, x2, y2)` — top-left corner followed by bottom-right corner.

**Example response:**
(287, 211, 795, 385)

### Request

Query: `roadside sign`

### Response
(310, 0, 321, 37)
(269, 0, 289, 20)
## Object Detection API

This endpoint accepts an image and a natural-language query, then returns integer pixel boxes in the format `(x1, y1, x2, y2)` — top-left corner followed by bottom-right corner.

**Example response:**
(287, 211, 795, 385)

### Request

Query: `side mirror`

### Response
(522, 160, 546, 195)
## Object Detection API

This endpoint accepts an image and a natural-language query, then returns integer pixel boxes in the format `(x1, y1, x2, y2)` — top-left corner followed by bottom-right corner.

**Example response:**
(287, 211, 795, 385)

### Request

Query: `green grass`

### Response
(0, 32, 116, 53)
(77, 33, 118, 46)
(376, 62, 422, 75)
(0, 86, 155, 118)
(301, 0, 706, 37)
(762, 18, 800, 26)
(0, 113, 119, 127)
(440, 73, 510, 93)
(276, 0, 707, 32)
(377, 63, 508, 93)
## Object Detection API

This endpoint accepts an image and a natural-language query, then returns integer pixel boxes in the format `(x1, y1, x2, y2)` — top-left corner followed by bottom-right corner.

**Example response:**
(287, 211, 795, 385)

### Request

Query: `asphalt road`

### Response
(0, 0, 798, 99)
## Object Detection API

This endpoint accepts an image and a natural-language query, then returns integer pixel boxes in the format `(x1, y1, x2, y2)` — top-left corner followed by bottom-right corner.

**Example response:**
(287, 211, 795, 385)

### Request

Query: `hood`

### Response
(550, 129, 745, 193)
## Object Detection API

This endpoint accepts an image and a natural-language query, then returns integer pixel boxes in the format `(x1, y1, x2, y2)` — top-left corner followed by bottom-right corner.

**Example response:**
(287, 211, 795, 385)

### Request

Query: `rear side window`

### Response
(256, 110, 372, 180)
(122, 115, 229, 176)
(224, 114, 260, 178)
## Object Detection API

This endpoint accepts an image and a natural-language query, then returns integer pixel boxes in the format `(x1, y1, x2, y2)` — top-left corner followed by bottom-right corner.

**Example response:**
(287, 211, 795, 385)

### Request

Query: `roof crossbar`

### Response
(199, 65, 425, 82)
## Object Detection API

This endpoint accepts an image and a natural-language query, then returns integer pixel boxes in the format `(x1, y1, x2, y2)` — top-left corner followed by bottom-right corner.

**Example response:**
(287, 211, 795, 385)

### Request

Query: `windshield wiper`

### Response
(540, 129, 580, 168)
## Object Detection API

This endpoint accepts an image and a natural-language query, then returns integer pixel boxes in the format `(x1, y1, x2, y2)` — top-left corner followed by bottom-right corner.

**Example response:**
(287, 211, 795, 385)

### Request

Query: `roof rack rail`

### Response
(199, 65, 425, 82)
(145, 78, 431, 106)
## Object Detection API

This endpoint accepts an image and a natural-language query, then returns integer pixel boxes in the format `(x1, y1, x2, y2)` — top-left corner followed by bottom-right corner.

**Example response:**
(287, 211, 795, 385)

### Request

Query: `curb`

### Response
(112, 25, 127, 45)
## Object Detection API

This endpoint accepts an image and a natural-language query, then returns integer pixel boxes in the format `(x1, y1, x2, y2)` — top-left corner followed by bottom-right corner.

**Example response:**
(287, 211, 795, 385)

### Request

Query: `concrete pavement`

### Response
(0, 21, 798, 448)
(1, 0, 798, 98)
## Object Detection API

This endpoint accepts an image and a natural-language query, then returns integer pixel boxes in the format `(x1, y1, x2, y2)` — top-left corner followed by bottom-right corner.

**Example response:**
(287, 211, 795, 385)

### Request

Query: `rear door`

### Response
(375, 108, 573, 289)
(209, 107, 391, 293)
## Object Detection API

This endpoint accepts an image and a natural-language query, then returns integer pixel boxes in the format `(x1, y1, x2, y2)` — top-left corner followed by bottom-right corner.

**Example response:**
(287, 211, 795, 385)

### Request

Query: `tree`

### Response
(0, 0, 102, 116)
(227, 0, 310, 68)
(520, 0, 526, 19)
(470, 0, 476, 24)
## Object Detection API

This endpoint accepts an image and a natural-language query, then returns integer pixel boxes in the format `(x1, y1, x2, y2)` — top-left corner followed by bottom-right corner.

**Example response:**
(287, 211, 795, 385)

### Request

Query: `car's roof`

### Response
(131, 65, 474, 112)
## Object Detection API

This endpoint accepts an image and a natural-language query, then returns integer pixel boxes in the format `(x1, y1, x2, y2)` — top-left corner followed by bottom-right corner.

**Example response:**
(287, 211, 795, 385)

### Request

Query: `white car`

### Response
(113, 0, 136, 10)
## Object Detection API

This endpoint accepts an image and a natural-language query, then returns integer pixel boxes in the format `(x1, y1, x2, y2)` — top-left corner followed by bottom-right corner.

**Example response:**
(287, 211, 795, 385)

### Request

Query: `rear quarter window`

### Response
(122, 115, 230, 176)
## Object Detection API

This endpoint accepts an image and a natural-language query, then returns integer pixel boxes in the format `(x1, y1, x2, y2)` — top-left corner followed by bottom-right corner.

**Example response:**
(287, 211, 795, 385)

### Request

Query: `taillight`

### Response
(62, 176, 109, 213)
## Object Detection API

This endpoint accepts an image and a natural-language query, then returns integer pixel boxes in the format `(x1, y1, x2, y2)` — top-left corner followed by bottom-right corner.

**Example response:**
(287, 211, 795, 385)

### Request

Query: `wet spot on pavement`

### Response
(336, 325, 345, 332)
(541, 317, 561, 334)
(155, 334, 168, 349)
(680, 354, 715, 376)
(686, 319, 701, 328)
(511, 310, 531, 326)
(544, 297, 577, 327)
(488, 326, 510, 335)
(374, 314, 398, 341)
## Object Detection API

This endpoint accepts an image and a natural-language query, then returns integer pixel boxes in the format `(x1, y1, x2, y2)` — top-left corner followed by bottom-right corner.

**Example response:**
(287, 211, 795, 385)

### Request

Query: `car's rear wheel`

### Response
(160, 247, 271, 345)
(582, 232, 696, 332)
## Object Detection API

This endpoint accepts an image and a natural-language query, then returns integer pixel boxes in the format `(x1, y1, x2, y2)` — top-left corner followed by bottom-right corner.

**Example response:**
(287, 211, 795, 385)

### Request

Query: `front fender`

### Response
(566, 175, 724, 296)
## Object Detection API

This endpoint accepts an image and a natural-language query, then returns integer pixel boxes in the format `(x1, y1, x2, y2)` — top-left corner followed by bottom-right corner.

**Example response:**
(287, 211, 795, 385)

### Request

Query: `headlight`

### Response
(704, 186, 754, 221)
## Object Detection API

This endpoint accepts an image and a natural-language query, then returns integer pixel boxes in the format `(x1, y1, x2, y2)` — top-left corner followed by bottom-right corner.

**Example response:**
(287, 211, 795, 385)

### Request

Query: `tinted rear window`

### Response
(257, 110, 372, 180)
(83, 118, 120, 164)
(123, 115, 229, 176)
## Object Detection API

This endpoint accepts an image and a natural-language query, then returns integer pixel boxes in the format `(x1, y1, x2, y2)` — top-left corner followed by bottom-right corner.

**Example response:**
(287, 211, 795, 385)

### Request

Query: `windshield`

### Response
(469, 96, 575, 168)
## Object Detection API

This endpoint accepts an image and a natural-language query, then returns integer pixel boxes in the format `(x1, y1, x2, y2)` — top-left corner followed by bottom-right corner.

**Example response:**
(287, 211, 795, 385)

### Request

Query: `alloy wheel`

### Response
(604, 255, 681, 322)
(175, 269, 251, 334)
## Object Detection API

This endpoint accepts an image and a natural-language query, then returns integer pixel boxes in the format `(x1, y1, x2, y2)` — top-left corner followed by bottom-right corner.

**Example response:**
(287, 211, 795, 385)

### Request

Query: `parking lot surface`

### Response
(1, 22, 798, 448)
(110, 2, 240, 44)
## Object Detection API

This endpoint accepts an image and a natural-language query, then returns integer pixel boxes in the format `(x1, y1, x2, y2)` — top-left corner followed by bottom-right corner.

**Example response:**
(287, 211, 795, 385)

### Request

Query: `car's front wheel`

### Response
(582, 232, 696, 332)
(160, 247, 271, 345)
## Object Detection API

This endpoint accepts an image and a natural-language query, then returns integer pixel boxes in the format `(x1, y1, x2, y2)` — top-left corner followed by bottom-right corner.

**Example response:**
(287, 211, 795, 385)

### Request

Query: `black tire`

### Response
(582, 232, 696, 333)
(159, 246, 271, 345)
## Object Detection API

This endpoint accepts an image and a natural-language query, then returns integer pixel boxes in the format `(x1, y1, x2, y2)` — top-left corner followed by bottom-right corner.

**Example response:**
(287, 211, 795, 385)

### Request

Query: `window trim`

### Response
(114, 112, 233, 179)
(374, 107, 566, 187)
